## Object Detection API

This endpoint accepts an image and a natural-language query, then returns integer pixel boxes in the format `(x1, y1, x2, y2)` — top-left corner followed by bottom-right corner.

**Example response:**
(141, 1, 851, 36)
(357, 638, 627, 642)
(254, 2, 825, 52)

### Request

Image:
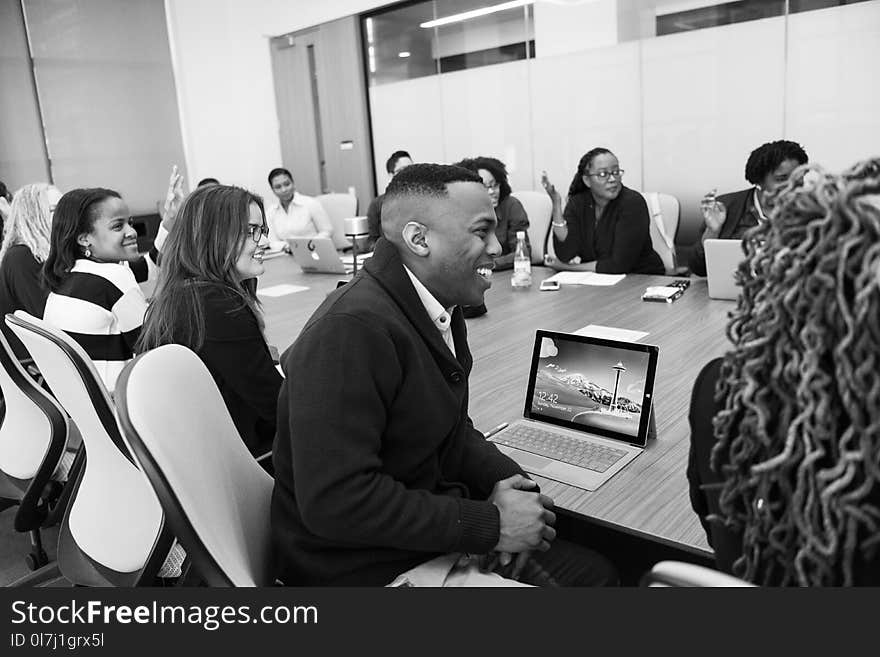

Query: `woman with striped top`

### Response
(42, 188, 147, 393)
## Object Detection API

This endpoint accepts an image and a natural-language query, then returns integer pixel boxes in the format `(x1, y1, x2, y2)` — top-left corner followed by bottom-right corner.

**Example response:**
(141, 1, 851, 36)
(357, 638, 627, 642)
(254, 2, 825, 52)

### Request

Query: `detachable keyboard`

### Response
(492, 424, 628, 473)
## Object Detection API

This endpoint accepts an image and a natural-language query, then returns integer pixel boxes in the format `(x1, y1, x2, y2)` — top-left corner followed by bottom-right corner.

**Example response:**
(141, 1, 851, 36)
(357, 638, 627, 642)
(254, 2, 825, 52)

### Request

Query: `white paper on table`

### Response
(543, 271, 625, 286)
(257, 283, 309, 297)
(573, 324, 649, 342)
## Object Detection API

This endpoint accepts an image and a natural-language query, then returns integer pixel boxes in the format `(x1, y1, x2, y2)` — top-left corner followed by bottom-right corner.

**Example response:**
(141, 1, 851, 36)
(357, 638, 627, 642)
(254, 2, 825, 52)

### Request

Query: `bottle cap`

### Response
(516, 230, 526, 239)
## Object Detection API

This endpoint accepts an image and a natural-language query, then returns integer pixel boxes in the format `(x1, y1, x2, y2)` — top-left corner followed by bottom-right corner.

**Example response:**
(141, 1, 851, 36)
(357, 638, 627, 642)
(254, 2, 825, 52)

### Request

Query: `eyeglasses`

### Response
(246, 223, 269, 243)
(587, 169, 624, 180)
(483, 181, 500, 191)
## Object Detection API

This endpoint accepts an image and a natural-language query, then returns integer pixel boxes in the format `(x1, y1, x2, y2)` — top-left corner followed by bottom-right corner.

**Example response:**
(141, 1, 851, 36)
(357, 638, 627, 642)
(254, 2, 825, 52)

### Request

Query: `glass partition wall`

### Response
(362, 0, 879, 239)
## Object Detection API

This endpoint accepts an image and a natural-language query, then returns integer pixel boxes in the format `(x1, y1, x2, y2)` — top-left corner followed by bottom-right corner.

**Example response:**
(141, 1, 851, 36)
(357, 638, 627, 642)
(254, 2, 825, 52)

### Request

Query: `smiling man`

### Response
(271, 164, 616, 587)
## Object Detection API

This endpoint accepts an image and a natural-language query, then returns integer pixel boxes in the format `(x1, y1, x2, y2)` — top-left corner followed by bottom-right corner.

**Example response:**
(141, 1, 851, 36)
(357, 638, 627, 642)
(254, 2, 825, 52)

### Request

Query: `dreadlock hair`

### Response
(0, 183, 57, 264)
(567, 147, 613, 198)
(842, 157, 880, 182)
(453, 156, 512, 203)
(744, 140, 808, 186)
(710, 161, 880, 586)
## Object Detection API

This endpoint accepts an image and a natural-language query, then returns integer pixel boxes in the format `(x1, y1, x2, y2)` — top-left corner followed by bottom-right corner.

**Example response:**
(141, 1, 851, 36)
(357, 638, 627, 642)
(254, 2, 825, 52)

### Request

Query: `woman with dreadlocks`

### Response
(687, 160, 880, 586)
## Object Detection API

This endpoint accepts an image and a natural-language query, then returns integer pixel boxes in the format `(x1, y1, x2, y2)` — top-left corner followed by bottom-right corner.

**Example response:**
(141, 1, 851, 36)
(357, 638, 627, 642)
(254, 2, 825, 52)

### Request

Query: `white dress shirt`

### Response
(403, 265, 456, 358)
(266, 192, 334, 247)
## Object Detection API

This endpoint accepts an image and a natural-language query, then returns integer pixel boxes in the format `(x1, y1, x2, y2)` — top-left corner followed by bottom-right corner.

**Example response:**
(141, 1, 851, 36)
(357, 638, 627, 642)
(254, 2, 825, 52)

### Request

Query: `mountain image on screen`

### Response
(531, 363, 642, 437)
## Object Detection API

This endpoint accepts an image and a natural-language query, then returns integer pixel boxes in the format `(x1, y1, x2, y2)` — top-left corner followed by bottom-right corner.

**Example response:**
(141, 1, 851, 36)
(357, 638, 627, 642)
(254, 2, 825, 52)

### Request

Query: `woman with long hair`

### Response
(42, 188, 147, 393)
(0, 183, 62, 358)
(541, 148, 663, 274)
(687, 160, 880, 585)
(138, 184, 281, 457)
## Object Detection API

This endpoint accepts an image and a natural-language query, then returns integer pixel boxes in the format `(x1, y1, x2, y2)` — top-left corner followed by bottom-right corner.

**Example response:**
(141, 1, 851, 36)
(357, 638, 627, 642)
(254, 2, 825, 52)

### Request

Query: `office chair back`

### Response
(7, 312, 171, 585)
(642, 192, 680, 275)
(116, 345, 275, 587)
(0, 327, 68, 531)
(643, 561, 754, 587)
(511, 190, 553, 265)
(315, 192, 358, 251)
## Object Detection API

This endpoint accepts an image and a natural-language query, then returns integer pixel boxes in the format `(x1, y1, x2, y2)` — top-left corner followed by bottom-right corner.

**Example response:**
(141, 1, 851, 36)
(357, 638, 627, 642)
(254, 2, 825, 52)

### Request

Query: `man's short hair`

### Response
(384, 163, 482, 202)
(385, 150, 412, 174)
(745, 140, 808, 185)
(197, 177, 220, 187)
(267, 167, 293, 186)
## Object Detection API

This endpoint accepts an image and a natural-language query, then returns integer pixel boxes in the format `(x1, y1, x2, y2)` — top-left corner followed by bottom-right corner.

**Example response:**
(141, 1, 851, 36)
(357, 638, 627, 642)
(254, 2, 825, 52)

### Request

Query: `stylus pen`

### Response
(484, 422, 509, 439)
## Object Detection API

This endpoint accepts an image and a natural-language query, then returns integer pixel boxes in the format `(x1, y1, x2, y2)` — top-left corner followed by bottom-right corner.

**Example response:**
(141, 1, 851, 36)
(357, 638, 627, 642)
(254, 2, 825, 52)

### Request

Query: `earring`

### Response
(84, 246, 92, 258)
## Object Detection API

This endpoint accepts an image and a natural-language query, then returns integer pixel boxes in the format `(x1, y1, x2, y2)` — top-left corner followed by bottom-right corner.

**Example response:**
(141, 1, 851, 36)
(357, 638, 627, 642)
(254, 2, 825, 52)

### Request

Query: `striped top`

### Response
(43, 259, 148, 393)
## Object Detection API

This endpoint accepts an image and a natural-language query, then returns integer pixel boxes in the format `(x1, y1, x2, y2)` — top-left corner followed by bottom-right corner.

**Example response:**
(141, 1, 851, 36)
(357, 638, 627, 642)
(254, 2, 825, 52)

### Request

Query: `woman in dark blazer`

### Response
(542, 148, 663, 275)
(138, 184, 281, 458)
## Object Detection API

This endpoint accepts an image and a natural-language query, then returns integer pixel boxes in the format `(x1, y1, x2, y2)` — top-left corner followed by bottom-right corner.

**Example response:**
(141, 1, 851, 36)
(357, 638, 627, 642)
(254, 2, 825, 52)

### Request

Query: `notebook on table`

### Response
(488, 330, 659, 492)
(704, 238, 743, 300)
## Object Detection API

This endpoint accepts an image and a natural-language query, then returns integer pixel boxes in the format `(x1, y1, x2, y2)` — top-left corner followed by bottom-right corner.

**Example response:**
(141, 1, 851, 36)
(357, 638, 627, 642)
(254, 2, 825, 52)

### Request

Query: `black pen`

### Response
(484, 422, 509, 439)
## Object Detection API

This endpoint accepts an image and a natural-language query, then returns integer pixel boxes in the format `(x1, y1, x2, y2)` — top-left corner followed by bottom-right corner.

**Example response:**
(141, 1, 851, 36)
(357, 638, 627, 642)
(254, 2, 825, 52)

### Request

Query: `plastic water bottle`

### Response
(511, 230, 532, 288)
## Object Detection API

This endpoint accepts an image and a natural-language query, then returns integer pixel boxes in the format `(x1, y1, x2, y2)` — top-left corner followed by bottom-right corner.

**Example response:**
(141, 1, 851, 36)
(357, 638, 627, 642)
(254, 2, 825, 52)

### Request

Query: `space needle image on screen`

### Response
(530, 337, 650, 438)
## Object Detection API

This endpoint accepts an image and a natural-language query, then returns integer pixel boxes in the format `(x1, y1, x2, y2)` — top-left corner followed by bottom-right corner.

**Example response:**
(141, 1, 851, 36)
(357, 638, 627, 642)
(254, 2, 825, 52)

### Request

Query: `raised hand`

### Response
(162, 165, 186, 227)
(700, 189, 726, 234)
(541, 170, 561, 204)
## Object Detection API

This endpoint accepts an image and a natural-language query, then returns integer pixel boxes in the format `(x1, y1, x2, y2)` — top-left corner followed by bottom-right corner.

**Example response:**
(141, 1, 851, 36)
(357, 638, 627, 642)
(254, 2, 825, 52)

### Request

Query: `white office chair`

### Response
(511, 190, 553, 265)
(7, 312, 175, 586)
(0, 328, 74, 578)
(116, 345, 274, 587)
(643, 561, 754, 587)
(315, 192, 358, 251)
(642, 192, 681, 275)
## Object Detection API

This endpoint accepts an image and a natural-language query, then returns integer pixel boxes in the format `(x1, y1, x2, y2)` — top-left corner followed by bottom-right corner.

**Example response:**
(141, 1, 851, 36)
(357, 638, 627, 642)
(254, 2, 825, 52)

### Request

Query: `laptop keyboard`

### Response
(492, 424, 628, 473)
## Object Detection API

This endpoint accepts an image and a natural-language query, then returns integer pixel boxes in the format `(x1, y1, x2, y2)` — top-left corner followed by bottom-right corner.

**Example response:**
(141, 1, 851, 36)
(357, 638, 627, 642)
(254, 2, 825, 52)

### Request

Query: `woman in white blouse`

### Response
(265, 167, 333, 251)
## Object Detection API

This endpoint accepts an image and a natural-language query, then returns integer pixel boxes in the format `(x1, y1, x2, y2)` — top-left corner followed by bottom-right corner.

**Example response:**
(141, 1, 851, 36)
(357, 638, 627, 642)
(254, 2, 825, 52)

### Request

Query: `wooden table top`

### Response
(256, 256, 735, 555)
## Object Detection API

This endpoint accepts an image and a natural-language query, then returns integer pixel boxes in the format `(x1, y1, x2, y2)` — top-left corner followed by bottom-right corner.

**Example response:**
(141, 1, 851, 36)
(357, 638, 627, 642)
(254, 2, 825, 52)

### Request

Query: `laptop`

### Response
(488, 330, 659, 492)
(704, 238, 743, 300)
(288, 237, 348, 274)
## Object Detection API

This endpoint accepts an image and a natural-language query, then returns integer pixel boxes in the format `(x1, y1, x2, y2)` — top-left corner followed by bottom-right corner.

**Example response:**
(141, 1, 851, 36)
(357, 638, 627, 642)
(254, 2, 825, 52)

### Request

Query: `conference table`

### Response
(256, 254, 735, 556)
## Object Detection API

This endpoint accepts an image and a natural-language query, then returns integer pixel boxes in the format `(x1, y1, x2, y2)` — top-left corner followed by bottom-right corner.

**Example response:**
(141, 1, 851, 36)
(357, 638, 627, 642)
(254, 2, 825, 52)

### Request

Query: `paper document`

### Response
(574, 324, 649, 342)
(543, 271, 625, 286)
(257, 284, 309, 297)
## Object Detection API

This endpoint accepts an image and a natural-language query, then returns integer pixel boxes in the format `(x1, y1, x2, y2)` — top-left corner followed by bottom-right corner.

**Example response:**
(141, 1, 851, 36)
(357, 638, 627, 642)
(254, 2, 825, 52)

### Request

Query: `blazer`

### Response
(553, 186, 664, 275)
(271, 238, 526, 585)
(687, 188, 758, 277)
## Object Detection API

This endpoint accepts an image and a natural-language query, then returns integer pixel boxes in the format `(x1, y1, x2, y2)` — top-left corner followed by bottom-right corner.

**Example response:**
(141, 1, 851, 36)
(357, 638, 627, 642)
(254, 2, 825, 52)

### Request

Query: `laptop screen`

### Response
(523, 331, 659, 447)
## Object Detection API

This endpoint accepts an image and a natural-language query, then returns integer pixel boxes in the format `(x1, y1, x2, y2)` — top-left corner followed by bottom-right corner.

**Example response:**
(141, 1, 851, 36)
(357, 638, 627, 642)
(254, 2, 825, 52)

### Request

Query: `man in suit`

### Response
(271, 163, 615, 586)
(688, 140, 808, 276)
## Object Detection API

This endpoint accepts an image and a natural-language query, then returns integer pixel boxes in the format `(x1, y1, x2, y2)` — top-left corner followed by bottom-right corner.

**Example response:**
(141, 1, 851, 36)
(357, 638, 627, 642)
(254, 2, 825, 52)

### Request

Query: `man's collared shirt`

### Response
(402, 265, 456, 358)
(266, 192, 334, 244)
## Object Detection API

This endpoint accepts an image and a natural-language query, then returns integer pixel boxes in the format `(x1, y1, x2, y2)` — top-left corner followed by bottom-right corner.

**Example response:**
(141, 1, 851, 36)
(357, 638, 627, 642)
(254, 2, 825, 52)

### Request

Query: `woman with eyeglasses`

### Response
(454, 156, 530, 271)
(138, 185, 281, 457)
(542, 148, 664, 275)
